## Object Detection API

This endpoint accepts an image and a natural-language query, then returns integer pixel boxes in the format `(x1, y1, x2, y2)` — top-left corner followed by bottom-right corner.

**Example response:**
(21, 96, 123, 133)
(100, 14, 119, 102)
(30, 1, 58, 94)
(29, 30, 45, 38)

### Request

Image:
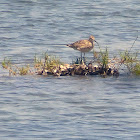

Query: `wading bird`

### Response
(67, 35, 97, 62)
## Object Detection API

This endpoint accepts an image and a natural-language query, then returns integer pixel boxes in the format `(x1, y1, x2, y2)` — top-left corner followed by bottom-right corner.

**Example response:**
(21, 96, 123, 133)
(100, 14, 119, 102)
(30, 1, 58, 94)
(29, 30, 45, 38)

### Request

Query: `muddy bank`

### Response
(37, 63, 119, 77)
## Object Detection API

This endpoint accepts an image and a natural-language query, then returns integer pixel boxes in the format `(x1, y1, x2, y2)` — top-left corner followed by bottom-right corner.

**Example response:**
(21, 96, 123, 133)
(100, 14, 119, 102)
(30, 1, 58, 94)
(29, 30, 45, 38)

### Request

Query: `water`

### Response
(0, 0, 140, 139)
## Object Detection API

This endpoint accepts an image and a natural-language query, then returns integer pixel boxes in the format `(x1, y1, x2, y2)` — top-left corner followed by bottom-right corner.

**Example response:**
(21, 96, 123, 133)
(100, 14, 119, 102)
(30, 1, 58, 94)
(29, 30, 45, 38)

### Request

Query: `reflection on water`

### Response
(0, 0, 140, 139)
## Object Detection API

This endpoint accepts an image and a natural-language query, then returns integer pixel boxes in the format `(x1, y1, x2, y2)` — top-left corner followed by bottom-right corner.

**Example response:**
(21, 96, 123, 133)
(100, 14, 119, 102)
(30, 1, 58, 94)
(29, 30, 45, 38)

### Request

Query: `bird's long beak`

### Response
(94, 40, 99, 46)
(94, 40, 100, 48)
(94, 40, 97, 43)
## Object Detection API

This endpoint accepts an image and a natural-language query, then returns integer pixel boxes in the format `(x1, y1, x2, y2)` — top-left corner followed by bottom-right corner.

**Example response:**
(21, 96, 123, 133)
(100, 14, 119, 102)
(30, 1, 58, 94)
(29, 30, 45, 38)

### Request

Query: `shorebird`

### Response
(67, 35, 96, 62)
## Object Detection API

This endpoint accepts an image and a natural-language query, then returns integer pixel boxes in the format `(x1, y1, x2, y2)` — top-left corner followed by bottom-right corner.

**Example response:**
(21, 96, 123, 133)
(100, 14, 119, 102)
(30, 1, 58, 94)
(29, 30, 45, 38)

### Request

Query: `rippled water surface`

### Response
(0, 0, 140, 139)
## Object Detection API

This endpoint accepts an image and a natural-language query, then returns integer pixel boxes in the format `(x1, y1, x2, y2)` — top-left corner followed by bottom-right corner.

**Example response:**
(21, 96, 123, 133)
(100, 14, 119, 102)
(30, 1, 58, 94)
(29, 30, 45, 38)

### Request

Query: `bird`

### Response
(67, 35, 96, 63)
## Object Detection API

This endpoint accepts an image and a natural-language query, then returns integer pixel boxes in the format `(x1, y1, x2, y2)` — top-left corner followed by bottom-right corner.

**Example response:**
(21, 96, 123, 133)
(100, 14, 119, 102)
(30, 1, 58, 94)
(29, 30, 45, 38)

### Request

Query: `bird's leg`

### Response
(80, 52, 83, 64)
(83, 53, 86, 64)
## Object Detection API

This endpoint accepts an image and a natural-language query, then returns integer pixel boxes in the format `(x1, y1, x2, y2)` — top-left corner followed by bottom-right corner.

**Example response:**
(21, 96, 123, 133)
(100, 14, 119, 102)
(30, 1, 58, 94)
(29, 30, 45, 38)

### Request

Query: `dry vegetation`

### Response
(1, 35, 140, 77)
(1, 49, 140, 77)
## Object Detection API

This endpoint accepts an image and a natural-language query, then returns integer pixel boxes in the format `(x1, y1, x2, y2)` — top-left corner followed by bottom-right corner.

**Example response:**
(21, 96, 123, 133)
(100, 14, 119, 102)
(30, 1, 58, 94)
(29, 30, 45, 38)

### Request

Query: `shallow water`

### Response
(0, 0, 140, 139)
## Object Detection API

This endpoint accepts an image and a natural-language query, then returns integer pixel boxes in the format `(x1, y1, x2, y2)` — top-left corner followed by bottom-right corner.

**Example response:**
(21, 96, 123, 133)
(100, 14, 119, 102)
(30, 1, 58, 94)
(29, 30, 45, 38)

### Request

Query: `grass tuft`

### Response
(100, 47, 109, 69)
(2, 58, 11, 69)
(19, 65, 30, 75)
(132, 63, 140, 75)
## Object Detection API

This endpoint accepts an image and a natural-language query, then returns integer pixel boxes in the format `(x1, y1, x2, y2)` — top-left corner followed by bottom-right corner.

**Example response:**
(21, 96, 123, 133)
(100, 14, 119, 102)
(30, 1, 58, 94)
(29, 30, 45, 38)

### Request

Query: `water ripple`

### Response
(0, 0, 140, 139)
